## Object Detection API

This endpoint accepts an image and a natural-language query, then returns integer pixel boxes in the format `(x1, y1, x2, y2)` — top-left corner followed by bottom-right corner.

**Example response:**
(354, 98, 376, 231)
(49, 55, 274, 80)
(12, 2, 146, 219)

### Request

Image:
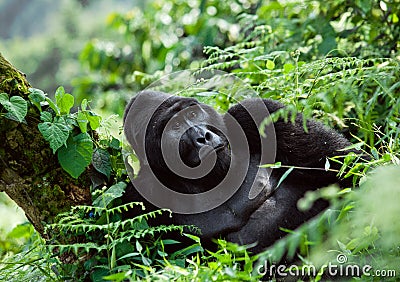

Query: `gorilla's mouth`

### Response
(199, 144, 226, 160)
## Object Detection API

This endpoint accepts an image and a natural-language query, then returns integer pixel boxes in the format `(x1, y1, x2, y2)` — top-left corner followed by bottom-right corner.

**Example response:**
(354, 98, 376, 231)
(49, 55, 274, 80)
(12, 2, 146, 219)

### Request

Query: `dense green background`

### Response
(0, 0, 399, 281)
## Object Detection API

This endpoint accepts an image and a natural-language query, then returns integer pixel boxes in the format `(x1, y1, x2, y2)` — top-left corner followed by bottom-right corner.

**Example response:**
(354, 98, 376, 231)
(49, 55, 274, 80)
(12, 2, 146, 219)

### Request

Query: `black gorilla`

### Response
(123, 90, 355, 253)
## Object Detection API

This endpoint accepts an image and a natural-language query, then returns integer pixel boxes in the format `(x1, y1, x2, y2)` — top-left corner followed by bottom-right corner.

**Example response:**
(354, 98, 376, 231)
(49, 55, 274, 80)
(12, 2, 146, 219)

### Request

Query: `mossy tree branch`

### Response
(0, 53, 92, 237)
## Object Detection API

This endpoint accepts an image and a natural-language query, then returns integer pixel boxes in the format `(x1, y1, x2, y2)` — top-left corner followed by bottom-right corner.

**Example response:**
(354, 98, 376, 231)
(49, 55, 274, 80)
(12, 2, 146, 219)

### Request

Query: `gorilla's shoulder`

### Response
(227, 98, 285, 116)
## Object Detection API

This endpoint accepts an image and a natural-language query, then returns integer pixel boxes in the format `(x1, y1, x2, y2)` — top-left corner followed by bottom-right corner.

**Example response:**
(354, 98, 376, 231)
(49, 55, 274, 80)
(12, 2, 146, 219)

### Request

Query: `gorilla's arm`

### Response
(171, 158, 272, 239)
(227, 98, 357, 187)
(124, 160, 272, 240)
(225, 179, 329, 253)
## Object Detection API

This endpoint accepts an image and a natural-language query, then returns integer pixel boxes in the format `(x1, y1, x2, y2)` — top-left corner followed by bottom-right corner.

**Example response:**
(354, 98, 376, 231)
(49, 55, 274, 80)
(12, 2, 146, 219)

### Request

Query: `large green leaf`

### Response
(38, 121, 70, 153)
(57, 133, 93, 178)
(40, 111, 53, 122)
(28, 88, 46, 111)
(92, 148, 111, 179)
(55, 86, 74, 114)
(92, 182, 127, 208)
(0, 93, 28, 122)
(44, 97, 60, 116)
(76, 111, 88, 133)
(86, 111, 101, 130)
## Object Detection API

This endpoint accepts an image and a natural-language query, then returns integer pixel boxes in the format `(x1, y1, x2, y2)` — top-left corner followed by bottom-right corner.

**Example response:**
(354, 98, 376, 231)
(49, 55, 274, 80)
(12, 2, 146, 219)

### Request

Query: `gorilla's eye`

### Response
(172, 121, 181, 130)
(187, 110, 197, 120)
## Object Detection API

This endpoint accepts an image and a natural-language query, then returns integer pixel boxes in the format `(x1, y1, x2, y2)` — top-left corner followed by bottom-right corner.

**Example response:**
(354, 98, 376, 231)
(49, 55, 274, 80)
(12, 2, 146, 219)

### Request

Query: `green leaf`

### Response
(55, 86, 65, 101)
(86, 111, 101, 130)
(260, 162, 281, 168)
(28, 88, 46, 111)
(371, 147, 379, 160)
(355, 0, 372, 14)
(337, 240, 348, 252)
(55, 86, 74, 114)
(103, 272, 129, 282)
(340, 142, 363, 151)
(266, 59, 275, 70)
(81, 99, 88, 111)
(57, 133, 93, 178)
(0, 93, 8, 104)
(76, 111, 88, 133)
(0, 93, 28, 122)
(92, 182, 127, 208)
(92, 148, 112, 179)
(62, 115, 78, 128)
(40, 111, 53, 122)
(141, 256, 152, 266)
(110, 137, 120, 150)
(60, 93, 74, 114)
(111, 246, 116, 269)
(38, 121, 70, 153)
(6, 223, 33, 239)
(392, 13, 399, 24)
(125, 151, 141, 179)
(283, 63, 295, 74)
(91, 268, 109, 282)
(45, 97, 60, 116)
(175, 243, 203, 256)
(276, 167, 294, 189)
(136, 240, 143, 253)
(162, 239, 181, 245)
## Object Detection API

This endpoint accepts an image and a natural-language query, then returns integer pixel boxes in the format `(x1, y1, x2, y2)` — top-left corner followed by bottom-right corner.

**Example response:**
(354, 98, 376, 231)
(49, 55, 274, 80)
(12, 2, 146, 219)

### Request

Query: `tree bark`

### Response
(0, 53, 91, 237)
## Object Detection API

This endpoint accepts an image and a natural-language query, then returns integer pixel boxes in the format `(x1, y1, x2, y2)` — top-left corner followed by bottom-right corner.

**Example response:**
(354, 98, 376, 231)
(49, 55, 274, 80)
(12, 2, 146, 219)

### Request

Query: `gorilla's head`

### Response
(124, 91, 231, 193)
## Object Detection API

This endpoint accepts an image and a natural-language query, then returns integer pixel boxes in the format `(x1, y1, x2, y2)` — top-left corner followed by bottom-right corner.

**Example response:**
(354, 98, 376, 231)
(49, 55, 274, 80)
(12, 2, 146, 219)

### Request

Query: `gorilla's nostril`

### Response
(205, 132, 212, 141)
(197, 137, 206, 144)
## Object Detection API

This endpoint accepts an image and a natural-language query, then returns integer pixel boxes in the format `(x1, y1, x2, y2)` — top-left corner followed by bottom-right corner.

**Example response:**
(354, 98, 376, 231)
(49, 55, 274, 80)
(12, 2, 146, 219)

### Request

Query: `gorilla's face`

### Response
(167, 105, 226, 168)
(124, 91, 231, 192)
(150, 96, 229, 170)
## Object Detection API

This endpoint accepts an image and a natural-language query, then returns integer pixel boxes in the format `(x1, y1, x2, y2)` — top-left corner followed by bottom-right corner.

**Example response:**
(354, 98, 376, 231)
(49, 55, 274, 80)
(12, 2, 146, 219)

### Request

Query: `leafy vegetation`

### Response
(28, 86, 101, 178)
(74, 0, 257, 114)
(0, 0, 132, 95)
(1, 0, 399, 281)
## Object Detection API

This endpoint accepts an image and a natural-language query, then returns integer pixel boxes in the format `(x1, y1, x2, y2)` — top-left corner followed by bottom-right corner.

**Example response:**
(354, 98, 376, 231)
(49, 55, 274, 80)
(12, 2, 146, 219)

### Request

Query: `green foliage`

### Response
(30, 86, 102, 178)
(197, 2, 399, 277)
(255, 166, 400, 280)
(0, 224, 57, 282)
(0, 223, 34, 259)
(55, 86, 74, 115)
(0, 0, 131, 95)
(242, 0, 399, 59)
(195, 4, 400, 278)
(92, 148, 112, 179)
(1, 0, 400, 281)
(37, 118, 70, 153)
(92, 182, 126, 208)
(203, 48, 400, 148)
(45, 182, 191, 281)
(0, 92, 28, 122)
(130, 240, 261, 281)
(57, 133, 93, 179)
(77, 99, 102, 133)
(73, 0, 258, 114)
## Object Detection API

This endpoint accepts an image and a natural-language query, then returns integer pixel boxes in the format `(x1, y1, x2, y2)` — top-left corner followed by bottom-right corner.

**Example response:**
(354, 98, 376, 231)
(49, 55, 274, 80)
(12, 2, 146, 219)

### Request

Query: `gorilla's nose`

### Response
(196, 131, 212, 145)
(193, 126, 223, 148)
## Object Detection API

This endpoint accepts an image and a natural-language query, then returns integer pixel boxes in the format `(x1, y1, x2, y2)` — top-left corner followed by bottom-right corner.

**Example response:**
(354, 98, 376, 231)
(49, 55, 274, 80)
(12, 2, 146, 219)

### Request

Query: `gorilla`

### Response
(123, 90, 356, 254)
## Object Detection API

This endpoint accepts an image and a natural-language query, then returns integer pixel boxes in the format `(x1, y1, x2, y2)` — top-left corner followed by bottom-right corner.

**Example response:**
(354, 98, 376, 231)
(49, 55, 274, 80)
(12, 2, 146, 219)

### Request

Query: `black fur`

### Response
(123, 91, 356, 253)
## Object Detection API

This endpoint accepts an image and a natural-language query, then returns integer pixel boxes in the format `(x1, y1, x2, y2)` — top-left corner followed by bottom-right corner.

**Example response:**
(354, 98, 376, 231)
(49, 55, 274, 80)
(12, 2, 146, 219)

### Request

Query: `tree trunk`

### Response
(0, 53, 91, 237)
